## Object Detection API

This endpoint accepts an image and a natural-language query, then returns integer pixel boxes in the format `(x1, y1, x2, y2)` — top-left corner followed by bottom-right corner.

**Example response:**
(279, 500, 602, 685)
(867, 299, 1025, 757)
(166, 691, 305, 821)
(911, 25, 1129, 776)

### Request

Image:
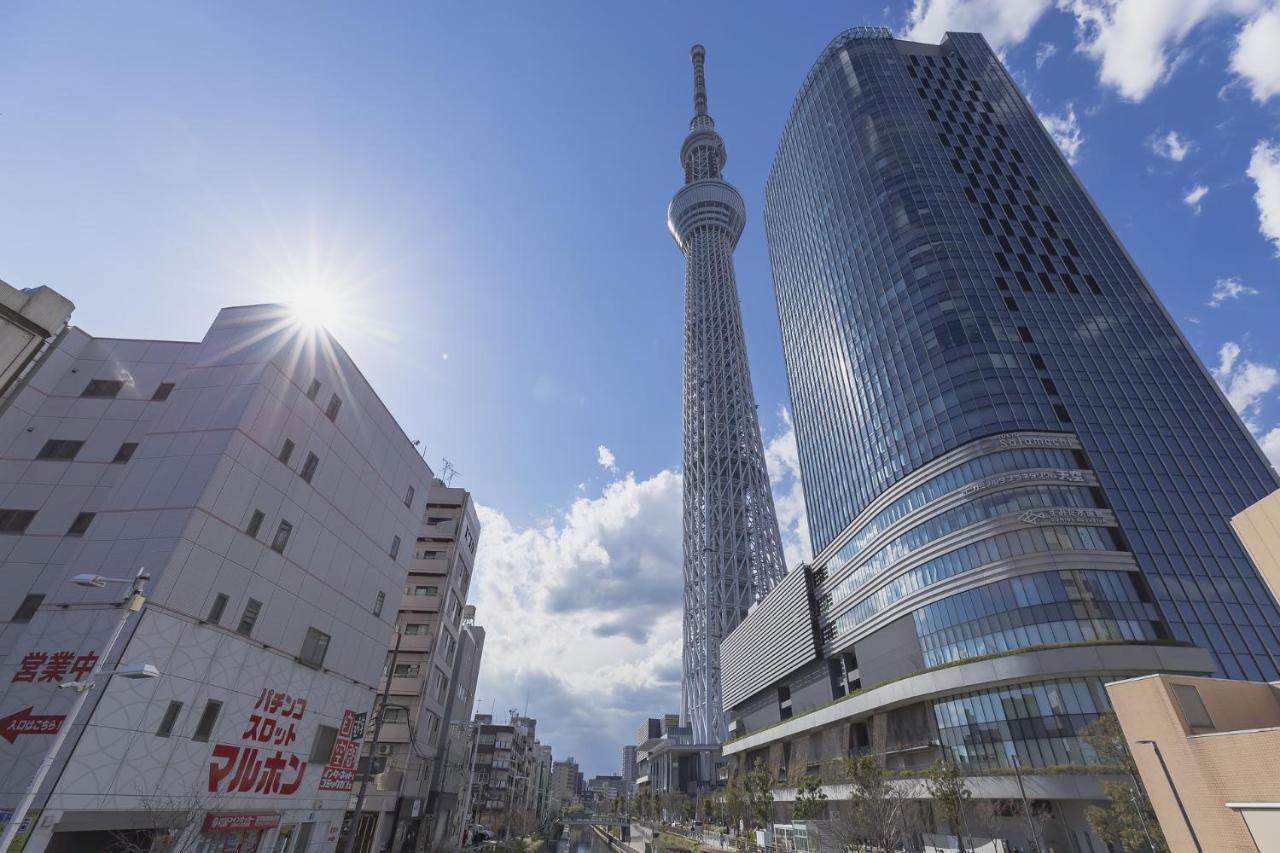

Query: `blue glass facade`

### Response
(764, 28, 1280, 684)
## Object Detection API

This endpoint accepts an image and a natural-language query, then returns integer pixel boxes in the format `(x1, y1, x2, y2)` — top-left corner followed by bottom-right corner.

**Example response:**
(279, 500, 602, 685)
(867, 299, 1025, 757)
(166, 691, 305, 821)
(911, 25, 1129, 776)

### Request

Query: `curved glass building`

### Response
(720, 27, 1280, 850)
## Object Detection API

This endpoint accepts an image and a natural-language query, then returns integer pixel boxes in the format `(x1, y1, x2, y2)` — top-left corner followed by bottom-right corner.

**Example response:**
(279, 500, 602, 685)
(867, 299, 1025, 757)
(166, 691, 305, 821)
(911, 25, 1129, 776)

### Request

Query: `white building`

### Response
(0, 304, 434, 852)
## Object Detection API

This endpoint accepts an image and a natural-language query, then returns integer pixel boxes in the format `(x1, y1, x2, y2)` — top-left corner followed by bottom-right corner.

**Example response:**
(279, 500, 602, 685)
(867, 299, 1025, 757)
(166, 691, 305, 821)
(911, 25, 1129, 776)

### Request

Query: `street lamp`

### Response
(0, 568, 158, 851)
(1135, 739, 1202, 853)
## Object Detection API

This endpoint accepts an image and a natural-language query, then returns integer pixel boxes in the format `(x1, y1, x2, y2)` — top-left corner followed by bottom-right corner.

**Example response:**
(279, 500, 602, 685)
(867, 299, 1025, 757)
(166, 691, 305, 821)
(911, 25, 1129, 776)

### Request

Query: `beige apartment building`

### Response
(1108, 488, 1280, 853)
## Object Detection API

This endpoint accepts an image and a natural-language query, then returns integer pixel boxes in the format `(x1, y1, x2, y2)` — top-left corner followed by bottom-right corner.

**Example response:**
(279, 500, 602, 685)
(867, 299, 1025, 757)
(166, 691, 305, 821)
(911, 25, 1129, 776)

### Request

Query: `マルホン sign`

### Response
(201, 812, 281, 832)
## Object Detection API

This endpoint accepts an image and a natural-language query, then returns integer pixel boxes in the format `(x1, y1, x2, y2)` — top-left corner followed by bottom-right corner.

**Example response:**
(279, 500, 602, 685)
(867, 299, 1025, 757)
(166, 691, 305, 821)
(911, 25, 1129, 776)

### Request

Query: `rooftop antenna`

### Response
(411, 439, 427, 459)
(441, 458, 460, 485)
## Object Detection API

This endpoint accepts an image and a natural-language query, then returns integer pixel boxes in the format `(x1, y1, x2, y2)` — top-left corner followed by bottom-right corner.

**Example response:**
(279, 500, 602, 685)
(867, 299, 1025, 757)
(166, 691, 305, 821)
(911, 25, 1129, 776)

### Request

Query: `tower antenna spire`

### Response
(691, 44, 708, 118)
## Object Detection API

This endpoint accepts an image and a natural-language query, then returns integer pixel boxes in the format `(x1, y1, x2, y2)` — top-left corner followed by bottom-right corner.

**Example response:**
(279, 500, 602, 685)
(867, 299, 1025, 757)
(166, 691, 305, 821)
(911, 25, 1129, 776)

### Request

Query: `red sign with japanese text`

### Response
(202, 812, 281, 832)
(317, 709, 361, 792)
(0, 707, 65, 743)
(11, 650, 99, 684)
(207, 688, 307, 796)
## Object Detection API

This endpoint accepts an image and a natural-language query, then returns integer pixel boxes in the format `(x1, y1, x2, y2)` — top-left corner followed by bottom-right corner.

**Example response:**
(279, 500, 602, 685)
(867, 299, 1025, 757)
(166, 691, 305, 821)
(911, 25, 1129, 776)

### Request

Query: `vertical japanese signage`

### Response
(317, 709, 362, 792)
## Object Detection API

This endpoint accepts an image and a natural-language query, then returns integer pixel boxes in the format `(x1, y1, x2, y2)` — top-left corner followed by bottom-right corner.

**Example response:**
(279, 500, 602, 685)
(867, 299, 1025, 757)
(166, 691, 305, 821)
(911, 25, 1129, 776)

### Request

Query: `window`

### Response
(206, 592, 229, 625)
(66, 512, 95, 536)
(1174, 684, 1215, 733)
(1054, 403, 1072, 423)
(325, 394, 342, 422)
(393, 662, 422, 677)
(271, 520, 293, 553)
(403, 623, 429, 635)
(411, 585, 438, 597)
(300, 452, 319, 484)
(1017, 326, 1034, 343)
(1030, 353, 1047, 371)
(464, 527, 476, 554)
(81, 379, 123, 398)
(156, 701, 183, 737)
(1041, 378, 1059, 395)
(236, 598, 262, 637)
(373, 591, 385, 617)
(37, 439, 84, 461)
(404, 486, 415, 508)
(0, 510, 37, 534)
(151, 382, 175, 401)
(390, 535, 401, 560)
(245, 509, 265, 538)
(309, 724, 338, 762)
(300, 627, 330, 668)
(192, 700, 222, 742)
(112, 442, 138, 463)
(306, 379, 321, 401)
(427, 516, 451, 524)
(382, 706, 409, 724)
(278, 439, 295, 465)
(12, 593, 43, 622)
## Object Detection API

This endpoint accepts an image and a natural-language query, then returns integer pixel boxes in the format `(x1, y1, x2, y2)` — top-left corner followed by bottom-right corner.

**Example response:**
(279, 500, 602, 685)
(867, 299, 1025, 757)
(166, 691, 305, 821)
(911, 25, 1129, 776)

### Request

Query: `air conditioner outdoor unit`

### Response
(377, 744, 394, 756)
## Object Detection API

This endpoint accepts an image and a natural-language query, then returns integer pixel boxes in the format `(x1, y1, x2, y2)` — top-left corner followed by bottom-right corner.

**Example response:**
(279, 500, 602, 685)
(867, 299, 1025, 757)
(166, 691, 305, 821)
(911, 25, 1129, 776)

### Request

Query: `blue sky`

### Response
(3, 1, 1279, 776)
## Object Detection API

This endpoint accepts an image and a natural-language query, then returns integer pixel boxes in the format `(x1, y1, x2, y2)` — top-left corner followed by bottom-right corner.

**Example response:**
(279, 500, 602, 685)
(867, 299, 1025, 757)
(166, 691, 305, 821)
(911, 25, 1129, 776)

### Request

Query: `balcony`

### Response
(397, 633, 433, 653)
(379, 722, 412, 743)
(400, 594, 440, 613)
(387, 675, 422, 695)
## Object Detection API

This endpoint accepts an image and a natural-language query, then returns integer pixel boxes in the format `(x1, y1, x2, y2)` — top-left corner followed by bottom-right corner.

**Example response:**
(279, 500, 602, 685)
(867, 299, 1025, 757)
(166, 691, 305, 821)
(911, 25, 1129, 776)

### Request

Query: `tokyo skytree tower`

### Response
(668, 45, 787, 744)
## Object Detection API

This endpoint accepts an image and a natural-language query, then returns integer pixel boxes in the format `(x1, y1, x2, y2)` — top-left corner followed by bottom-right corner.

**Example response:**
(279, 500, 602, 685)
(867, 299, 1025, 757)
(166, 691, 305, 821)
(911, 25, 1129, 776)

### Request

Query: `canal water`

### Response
(556, 827, 615, 853)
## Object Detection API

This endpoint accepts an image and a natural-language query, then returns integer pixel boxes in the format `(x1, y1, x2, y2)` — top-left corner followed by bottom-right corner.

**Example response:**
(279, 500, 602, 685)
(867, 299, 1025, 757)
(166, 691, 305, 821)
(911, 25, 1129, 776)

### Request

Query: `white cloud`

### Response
(763, 408, 813, 571)
(1059, 0, 1262, 102)
(1151, 130, 1194, 161)
(471, 414, 806, 773)
(903, 0, 1054, 51)
(1183, 184, 1210, 211)
(1231, 4, 1280, 102)
(596, 444, 617, 473)
(1248, 140, 1280, 254)
(1039, 105, 1084, 163)
(1261, 427, 1280, 468)
(472, 469, 684, 774)
(1035, 41, 1059, 67)
(1212, 340, 1279, 428)
(1208, 276, 1260, 306)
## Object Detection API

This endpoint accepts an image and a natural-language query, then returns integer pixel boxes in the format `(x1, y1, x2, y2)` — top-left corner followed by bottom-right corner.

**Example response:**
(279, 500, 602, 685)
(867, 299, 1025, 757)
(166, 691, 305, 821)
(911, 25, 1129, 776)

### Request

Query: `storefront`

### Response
(196, 811, 281, 853)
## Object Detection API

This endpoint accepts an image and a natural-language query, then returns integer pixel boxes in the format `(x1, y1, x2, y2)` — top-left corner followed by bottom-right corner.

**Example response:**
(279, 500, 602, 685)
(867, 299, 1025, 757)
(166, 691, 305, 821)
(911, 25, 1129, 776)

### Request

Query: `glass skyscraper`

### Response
(765, 27, 1280, 684)
(718, 26, 1280, 849)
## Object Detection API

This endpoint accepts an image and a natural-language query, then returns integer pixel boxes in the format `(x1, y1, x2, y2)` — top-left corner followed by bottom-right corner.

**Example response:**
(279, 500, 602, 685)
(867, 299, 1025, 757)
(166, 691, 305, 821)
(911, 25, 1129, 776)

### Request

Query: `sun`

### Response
(284, 282, 352, 336)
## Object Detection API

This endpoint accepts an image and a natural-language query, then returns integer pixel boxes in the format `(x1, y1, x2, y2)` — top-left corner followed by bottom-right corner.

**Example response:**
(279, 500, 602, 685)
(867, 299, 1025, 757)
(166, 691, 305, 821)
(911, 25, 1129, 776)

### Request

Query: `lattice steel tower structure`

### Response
(669, 44, 787, 744)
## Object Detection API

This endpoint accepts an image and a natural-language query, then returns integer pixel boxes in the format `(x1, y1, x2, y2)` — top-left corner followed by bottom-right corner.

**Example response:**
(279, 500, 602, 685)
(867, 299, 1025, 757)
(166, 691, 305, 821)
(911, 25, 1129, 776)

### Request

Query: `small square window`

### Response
(245, 509, 265, 538)
(81, 379, 123, 398)
(112, 442, 138, 464)
(37, 439, 84, 461)
(1053, 403, 1072, 423)
(404, 486, 415, 508)
(1017, 326, 1034, 343)
(271, 520, 293, 554)
(374, 590, 386, 617)
(66, 512, 95, 536)
(300, 627, 331, 669)
(300, 452, 319, 484)
(390, 535, 401, 560)
(12, 593, 44, 622)
(309, 724, 338, 762)
(1030, 353, 1046, 370)
(306, 379, 321, 401)
(156, 701, 183, 738)
(325, 394, 342, 422)
(237, 598, 262, 637)
(278, 439, 295, 465)
(207, 592, 229, 624)
(1041, 378, 1059, 396)
(192, 699, 222, 742)
(0, 510, 37, 534)
(1003, 297, 1019, 311)
(151, 383, 175, 401)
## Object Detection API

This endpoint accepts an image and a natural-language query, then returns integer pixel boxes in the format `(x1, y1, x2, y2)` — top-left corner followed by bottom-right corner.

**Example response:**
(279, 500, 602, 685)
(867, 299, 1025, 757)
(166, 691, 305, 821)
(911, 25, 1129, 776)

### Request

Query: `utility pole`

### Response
(339, 630, 403, 853)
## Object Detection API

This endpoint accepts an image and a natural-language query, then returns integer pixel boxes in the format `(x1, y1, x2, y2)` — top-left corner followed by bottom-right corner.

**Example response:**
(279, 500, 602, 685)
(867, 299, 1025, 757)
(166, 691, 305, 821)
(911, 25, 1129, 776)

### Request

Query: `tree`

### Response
(791, 775, 828, 820)
(724, 778, 748, 830)
(107, 784, 213, 853)
(925, 760, 972, 853)
(1081, 712, 1167, 852)
(741, 758, 775, 828)
(835, 753, 917, 852)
